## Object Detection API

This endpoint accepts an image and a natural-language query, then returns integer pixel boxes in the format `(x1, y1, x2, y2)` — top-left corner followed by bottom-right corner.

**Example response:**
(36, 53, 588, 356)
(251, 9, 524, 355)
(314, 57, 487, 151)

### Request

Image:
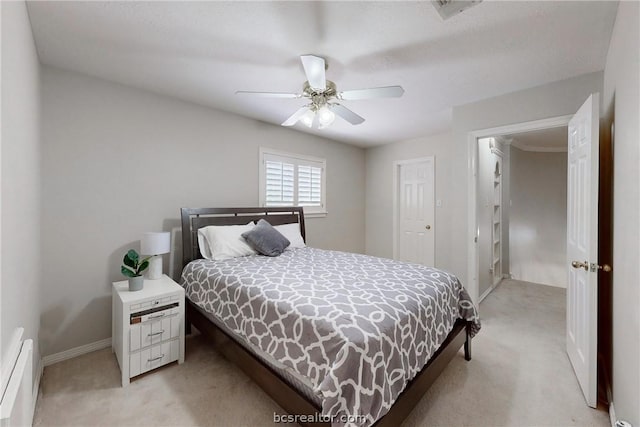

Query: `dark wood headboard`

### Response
(180, 207, 306, 268)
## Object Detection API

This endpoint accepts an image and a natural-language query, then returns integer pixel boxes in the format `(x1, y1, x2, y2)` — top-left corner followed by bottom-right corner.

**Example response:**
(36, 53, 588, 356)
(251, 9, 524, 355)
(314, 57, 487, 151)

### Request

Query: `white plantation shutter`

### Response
(298, 165, 322, 206)
(260, 149, 326, 215)
(265, 160, 294, 206)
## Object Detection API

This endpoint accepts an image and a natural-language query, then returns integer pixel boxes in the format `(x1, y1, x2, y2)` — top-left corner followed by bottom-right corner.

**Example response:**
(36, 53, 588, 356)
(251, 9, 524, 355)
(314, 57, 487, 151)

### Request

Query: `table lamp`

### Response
(141, 232, 171, 280)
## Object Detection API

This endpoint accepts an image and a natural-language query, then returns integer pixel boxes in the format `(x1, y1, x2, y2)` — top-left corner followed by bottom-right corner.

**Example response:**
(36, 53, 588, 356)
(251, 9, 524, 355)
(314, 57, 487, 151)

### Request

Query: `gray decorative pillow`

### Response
(241, 219, 290, 256)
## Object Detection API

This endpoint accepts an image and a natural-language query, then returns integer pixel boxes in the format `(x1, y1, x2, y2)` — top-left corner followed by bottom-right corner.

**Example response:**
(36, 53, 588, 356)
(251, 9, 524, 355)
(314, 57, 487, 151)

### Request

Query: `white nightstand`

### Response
(112, 274, 185, 386)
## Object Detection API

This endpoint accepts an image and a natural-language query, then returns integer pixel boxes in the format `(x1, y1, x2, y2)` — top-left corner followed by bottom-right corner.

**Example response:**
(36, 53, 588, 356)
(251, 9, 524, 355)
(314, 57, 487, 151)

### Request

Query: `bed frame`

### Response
(180, 207, 472, 427)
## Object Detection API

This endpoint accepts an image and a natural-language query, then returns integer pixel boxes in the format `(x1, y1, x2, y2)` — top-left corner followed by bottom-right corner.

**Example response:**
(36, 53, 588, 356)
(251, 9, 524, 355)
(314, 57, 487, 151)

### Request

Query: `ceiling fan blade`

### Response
(339, 86, 405, 100)
(281, 106, 311, 126)
(300, 55, 326, 91)
(236, 91, 300, 99)
(331, 104, 365, 125)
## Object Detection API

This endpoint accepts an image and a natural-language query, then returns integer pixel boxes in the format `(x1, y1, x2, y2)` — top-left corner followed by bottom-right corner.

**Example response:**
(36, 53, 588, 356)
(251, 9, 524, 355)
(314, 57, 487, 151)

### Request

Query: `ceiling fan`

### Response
(236, 55, 404, 129)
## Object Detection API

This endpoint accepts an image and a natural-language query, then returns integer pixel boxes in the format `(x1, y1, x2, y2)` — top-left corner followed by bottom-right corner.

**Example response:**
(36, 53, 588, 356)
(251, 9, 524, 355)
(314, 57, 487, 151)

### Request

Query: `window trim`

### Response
(259, 147, 327, 218)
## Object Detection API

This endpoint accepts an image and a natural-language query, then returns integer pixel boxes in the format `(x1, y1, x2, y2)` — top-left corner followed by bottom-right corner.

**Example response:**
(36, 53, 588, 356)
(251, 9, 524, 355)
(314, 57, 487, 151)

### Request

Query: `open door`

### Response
(566, 93, 599, 407)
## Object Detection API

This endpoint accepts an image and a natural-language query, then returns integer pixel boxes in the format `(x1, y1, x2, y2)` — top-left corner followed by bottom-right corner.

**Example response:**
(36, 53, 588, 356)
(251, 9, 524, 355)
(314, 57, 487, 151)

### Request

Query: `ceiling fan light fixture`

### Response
(318, 105, 335, 128)
(300, 109, 315, 128)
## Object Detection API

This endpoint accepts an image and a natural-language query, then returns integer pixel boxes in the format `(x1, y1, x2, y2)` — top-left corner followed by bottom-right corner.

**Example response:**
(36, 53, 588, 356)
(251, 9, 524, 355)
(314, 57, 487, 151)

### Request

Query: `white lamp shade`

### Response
(140, 232, 171, 255)
(300, 109, 315, 127)
(318, 105, 335, 128)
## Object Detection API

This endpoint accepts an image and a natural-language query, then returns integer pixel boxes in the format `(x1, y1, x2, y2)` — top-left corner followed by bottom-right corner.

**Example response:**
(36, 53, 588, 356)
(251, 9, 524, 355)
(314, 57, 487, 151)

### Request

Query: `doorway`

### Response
(466, 115, 573, 303)
(477, 128, 569, 301)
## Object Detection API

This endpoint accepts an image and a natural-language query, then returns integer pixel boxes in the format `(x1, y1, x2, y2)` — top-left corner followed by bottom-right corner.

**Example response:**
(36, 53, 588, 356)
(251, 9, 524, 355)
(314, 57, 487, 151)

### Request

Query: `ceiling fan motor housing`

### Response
(303, 80, 337, 111)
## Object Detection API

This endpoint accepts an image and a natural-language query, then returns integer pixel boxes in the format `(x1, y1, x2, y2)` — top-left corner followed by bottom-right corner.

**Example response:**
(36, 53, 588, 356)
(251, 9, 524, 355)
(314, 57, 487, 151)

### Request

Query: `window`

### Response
(259, 148, 326, 217)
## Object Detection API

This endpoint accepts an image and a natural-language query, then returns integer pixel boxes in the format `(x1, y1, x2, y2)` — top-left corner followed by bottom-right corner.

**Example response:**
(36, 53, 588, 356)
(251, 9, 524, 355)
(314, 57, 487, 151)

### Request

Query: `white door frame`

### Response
(466, 115, 572, 303)
(392, 156, 435, 261)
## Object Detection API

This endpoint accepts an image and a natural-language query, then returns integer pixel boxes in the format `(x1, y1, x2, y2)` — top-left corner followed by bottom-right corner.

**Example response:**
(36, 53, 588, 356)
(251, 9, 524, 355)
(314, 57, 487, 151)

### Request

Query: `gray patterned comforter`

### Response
(181, 247, 480, 426)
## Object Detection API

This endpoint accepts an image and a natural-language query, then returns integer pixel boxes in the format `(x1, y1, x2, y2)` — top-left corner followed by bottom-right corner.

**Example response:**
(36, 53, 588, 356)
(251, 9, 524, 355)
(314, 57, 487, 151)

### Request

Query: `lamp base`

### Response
(146, 256, 163, 280)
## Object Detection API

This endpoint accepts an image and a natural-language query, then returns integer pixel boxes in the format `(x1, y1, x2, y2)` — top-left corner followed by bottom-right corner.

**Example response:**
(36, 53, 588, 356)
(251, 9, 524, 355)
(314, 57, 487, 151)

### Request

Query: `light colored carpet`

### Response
(34, 279, 609, 426)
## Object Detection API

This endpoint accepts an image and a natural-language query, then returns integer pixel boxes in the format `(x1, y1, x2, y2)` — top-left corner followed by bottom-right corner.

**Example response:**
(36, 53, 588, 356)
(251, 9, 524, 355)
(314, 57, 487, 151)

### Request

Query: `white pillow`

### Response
(197, 222, 257, 260)
(274, 222, 306, 249)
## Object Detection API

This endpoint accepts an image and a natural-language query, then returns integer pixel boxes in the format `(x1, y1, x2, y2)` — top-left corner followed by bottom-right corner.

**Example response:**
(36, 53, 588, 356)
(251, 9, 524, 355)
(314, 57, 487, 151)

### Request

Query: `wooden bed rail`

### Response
(186, 300, 471, 427)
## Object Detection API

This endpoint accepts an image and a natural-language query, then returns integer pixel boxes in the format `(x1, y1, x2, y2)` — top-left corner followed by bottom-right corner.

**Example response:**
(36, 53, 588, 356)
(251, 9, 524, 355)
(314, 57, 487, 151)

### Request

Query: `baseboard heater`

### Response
(0, 328, 34, 427)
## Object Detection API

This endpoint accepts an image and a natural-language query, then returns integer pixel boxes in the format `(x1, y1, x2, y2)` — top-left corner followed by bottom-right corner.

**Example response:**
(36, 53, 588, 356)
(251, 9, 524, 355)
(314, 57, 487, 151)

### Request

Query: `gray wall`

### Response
(602, 2, 640, 424)
(509, 148, 567, 288)
(0, 1, 42, 387)
(40, 66, 366, 356)
(365, 132, 455, 273)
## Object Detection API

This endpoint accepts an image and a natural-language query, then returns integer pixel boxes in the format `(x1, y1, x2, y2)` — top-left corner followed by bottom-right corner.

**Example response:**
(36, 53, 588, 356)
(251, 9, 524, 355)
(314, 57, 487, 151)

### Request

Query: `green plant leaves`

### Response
(126, 249, 139, 263)
(138, 260, 149, 274)
(123, 253, 136, 269)
(122, 249, 144, 277)
(121, 250, 154, 277)
(121, 265, 137, 277)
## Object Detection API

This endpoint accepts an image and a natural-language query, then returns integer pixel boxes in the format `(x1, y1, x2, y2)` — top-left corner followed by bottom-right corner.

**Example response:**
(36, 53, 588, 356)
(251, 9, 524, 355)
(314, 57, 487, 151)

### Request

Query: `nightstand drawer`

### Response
(140, 318, 166, 348)
(130, 298, 176, 315)
(129, 340, 179, 377)
(130, 315, 180, 351)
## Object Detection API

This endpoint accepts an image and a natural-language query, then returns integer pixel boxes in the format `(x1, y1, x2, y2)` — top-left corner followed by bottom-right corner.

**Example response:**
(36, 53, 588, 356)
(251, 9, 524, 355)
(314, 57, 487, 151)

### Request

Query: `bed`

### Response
(180, 207, 480, 426)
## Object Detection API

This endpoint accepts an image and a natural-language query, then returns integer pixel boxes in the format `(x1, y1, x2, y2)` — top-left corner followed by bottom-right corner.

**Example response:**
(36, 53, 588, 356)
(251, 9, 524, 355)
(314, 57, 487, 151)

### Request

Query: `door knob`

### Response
(571, 260, 589, 271)
(425, 225, 431, 230)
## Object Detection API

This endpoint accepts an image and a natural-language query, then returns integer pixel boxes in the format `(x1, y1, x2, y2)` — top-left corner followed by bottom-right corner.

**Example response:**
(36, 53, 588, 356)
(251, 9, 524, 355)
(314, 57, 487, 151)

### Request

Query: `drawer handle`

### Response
(148, 313, 166, 320)
(148, 355, 164, 362)
(147, 330, 165, 337)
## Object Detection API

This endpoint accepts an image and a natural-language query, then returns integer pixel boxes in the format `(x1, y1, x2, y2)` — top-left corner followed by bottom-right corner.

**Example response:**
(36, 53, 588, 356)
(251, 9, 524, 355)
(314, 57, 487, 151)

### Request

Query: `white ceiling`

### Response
(507, 126, 568, 152)
(26, 1, 617, 147)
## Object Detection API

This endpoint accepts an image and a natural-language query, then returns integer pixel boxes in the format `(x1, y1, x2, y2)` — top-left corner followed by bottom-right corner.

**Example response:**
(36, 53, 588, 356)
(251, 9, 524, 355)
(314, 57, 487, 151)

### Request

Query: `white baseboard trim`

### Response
(608, 401, 632, 427)
(42, 338, 112, 367)
(479, 286, 493, 303)
(32, 358, 43, 420)
(479, 279, 502, 303)
(609, 401, 616, 427)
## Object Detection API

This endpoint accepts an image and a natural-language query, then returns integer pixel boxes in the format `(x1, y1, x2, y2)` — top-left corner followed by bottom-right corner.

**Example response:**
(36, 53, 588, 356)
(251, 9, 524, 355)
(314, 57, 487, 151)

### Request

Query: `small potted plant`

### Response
(121, 249, 151, 291)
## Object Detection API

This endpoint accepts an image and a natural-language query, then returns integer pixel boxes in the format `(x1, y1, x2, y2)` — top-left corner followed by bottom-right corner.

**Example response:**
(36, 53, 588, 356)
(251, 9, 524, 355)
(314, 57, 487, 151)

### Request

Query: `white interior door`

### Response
(566, 93, 599, 408)
(396, 158, 435, 266)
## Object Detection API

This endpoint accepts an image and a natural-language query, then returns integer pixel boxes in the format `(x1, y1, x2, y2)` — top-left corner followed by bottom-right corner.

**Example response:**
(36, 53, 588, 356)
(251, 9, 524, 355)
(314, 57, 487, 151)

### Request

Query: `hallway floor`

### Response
(403, 279, 609, 426)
